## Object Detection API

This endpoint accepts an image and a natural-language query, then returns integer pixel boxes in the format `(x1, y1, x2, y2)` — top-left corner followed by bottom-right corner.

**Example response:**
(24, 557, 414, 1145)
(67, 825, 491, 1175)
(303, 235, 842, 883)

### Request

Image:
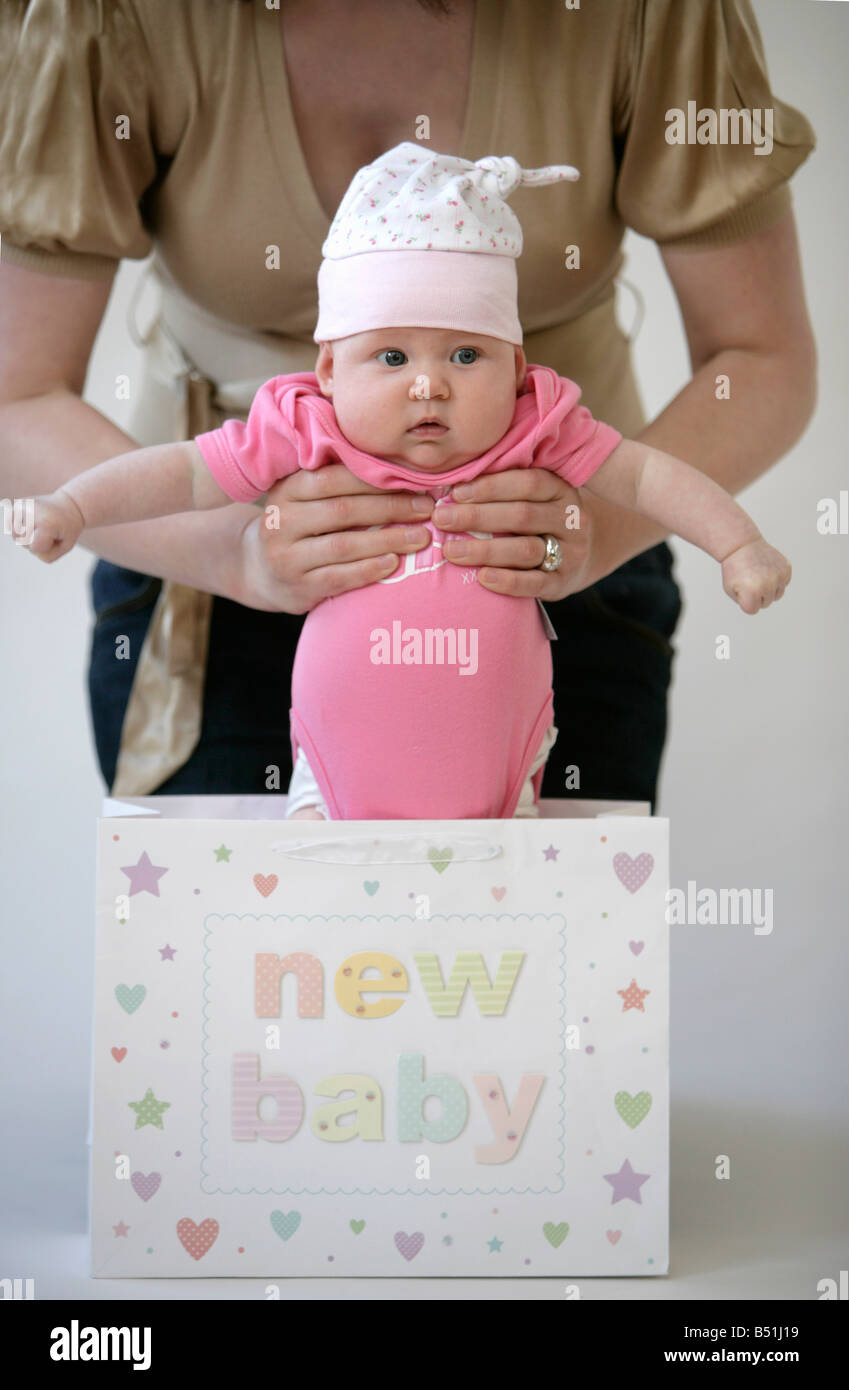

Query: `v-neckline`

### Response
(252, 0, 503, 247)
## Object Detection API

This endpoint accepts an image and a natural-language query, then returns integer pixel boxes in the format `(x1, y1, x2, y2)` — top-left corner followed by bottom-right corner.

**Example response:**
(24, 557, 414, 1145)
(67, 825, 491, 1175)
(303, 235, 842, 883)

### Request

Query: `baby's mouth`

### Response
(408, 419, 448, 437)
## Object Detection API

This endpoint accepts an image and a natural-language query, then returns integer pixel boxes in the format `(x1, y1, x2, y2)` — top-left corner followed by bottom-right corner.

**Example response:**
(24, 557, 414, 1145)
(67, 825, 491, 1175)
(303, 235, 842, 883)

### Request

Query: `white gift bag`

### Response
(90, 796, 669, 1277)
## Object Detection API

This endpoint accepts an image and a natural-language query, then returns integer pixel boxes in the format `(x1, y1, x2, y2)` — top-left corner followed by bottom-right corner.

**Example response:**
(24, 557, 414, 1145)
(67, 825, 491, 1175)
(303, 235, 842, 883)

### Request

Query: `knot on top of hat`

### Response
(473, 154, 525, 197)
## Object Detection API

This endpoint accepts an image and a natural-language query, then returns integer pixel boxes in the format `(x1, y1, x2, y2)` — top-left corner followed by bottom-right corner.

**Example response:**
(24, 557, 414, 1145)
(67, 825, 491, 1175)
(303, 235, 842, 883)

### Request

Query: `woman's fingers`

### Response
(433, 472, 582, 539)
(293, 522, 432, 573)
(277, 491, 432, 541)
(269, 464, 434, 538)
(272, 467, 430, 525)
(476, 565, 553, 597)
(441, 533, 548, 569)
(301, 552, 406, 601)
(236, 514, 405, 613)
(254, 466, 436, 601)
(431, 468, 594, 598)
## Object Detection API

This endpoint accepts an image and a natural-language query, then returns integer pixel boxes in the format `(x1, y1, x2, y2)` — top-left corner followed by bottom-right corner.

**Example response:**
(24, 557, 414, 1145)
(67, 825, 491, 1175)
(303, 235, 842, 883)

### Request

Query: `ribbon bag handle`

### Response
(270, 832, 504, 866)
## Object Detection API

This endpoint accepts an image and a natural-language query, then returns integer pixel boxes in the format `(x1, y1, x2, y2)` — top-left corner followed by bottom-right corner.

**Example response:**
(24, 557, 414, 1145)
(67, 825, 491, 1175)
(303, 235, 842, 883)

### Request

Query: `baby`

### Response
(12, 144, 791, 820)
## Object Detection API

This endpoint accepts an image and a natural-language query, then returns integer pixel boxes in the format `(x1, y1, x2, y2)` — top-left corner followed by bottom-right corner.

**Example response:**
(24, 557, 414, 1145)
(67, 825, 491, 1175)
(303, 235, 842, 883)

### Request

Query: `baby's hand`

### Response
(13, 490, 85, 563)
(721, 538, 791, 614)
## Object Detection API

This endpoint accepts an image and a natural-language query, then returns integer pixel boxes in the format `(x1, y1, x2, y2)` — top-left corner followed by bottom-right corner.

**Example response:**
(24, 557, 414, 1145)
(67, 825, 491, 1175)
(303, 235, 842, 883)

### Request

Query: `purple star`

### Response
(121, 851, 169, 897)
(603, 1158, 651, 1204)
(542, 844, 559, 862)
(159, 944, 176, 961)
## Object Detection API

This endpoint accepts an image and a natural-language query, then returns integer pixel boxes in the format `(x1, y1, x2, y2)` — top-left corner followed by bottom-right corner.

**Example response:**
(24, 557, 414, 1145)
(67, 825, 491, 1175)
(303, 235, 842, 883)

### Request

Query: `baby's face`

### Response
(315, 327, 527, 472)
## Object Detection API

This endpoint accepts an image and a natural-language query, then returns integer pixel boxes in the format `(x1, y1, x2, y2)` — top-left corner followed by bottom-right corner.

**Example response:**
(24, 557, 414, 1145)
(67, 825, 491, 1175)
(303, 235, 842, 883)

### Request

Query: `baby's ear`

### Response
(314, 342, 334, 396)
(514, 345, 528, 391)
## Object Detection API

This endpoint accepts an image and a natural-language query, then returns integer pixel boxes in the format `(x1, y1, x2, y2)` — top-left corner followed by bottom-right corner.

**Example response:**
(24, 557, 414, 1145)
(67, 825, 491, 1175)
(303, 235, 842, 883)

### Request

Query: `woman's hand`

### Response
(232, 464, 435, 613)
(431, 468, 601, 599)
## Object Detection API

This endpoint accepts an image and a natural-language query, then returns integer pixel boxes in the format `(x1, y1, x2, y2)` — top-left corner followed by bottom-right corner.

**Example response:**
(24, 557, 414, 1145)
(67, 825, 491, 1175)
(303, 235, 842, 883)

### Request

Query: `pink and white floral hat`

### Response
(313, 141, 580, 346)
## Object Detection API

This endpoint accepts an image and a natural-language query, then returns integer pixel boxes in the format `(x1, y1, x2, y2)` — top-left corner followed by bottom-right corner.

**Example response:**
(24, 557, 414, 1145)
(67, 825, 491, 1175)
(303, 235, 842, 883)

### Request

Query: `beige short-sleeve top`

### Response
(0, 0, 816, 433)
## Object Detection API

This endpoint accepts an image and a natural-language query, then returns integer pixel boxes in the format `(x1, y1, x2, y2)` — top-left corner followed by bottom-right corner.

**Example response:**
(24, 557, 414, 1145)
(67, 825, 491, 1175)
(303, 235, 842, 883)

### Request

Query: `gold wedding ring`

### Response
(539, 535, 563, 572)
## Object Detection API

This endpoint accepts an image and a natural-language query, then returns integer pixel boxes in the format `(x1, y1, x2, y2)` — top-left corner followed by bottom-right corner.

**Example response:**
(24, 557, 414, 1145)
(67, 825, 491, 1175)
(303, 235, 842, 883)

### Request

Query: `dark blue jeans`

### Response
(88, 544, 683, 813)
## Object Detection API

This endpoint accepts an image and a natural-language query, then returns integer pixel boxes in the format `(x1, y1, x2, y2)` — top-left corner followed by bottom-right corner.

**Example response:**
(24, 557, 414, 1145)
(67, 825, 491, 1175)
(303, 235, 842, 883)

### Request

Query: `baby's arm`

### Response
(15, 441, 230, 563)
(582, 439, 791, 613)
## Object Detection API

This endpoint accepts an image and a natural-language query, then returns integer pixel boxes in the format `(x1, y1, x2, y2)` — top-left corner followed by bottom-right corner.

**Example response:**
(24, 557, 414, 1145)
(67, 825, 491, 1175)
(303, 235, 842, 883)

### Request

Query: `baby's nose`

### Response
(409, 373, 447, 401)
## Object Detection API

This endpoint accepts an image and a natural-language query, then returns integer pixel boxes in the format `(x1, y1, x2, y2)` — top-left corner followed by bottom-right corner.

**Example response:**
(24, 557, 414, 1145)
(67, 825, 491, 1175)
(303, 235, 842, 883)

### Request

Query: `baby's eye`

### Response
(451, 347, 479, 365)
(377, 349, 407, 367)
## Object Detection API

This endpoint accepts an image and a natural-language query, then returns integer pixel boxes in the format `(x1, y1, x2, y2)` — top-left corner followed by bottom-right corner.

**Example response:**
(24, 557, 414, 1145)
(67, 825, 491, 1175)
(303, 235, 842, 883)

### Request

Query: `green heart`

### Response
(615, 1090, 652, 1128)
(363, 881, 379, 896)
(115, 984, 146, 1015)
(270, 1210, 301, 1241)
(350, 1219, 365, 1235)
(427, 846, 453, 874)
(543, 1221, 569, 1249)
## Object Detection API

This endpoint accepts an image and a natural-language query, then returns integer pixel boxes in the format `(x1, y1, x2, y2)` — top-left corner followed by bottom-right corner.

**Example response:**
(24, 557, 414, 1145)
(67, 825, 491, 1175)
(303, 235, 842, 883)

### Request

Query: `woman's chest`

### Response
(279, 0, 477, 220)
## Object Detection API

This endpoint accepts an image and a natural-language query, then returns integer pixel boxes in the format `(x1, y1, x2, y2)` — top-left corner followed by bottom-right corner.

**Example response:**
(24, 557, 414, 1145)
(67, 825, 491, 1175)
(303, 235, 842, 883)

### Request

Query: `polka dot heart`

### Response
(613, 852, 655, 894)
(176, 1218, 219, 1261)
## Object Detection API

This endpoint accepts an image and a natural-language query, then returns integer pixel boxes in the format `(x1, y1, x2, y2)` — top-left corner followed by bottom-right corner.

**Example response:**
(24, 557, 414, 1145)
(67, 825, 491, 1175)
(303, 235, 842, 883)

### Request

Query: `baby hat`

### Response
(313, 141, 579, 346)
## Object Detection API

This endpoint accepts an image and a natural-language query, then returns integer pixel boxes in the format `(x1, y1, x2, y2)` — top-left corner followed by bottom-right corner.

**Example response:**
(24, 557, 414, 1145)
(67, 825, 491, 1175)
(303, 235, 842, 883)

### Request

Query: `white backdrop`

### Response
(1, 0, 846, 1299)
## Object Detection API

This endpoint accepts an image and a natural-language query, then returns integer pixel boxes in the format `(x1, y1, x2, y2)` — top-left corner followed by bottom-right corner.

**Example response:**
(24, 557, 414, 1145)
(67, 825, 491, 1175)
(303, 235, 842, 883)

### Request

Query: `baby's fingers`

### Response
(27, 525, 70, 562)
(724, 573, 777, 614)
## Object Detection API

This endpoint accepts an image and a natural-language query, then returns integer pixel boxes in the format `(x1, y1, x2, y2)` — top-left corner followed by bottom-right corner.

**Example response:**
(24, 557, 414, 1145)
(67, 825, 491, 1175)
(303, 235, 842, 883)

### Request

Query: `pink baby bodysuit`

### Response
(194, 365, 622, 818)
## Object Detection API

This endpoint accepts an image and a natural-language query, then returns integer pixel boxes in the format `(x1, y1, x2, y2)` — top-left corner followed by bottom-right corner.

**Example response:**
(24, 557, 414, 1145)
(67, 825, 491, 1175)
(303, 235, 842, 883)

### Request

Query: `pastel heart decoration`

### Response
(606, 1230, 622, 1245)
(427, 847, 453, 874)
(111, 1047, 127, 1063)
(363, 881, 380, 896)
(394, 1230, 424, 1261)
(131, 1171, 161, 1203)
(176, 1217, 219, 1261)
(615, 1090, 652, 1128)
(270, 1210, 302, 1242)
(491, 886, 507, 902)
(253, 872, 278, 898)
(629, 940, 645, 955)
(542, 1221, 570, 1248)
(350, 1219, 366, 1235)
(613, 852, 654, 893)
(114, 984, 146, 1015)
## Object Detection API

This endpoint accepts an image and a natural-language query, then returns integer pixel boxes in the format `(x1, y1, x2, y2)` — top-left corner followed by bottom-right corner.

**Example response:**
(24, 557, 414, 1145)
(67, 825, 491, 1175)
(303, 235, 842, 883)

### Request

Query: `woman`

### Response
(0, 0, 817, 812)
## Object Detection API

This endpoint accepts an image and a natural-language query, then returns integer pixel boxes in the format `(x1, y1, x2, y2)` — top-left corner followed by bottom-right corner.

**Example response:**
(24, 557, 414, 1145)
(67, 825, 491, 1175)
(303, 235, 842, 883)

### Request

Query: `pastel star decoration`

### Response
(603, 1158, 650, 1204)
(213, 844, 232, 862)
(121, 851, 168, 897)
(159, 944, 176, 961)
(487, 1236, 503, 1252)
(128, 1087, 171, 1130)
(617, 979, 650, 1012)
(542, 844, 559, 862)
(113, 1221, 130, 1237)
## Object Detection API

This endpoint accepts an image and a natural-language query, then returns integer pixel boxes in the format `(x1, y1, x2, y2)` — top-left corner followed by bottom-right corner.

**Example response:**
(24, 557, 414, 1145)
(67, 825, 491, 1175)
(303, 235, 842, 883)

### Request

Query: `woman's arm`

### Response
(593, 208, 817, 575)
(430, 210, 817, 597)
